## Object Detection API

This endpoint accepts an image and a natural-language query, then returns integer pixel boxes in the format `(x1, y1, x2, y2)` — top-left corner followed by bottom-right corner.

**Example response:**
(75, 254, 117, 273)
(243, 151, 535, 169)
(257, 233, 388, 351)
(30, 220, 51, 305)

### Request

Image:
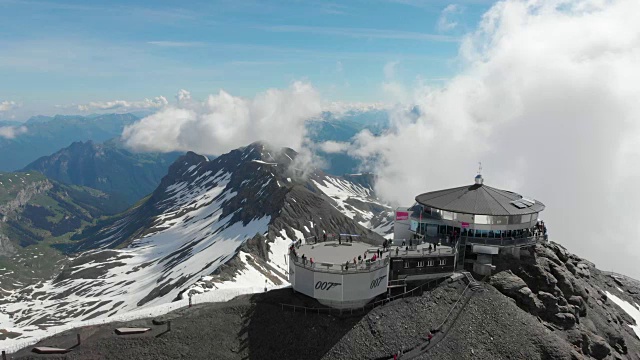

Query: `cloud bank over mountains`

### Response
(121, 82, 323, 155)
(0, 100, 19, 112)
(0, 125, 27, 139)
(73, 97, 169, 112)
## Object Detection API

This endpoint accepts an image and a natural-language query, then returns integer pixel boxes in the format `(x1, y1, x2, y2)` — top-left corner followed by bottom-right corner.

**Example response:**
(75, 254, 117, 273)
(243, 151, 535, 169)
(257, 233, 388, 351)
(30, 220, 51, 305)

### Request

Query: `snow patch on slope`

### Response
(606, 291, 640, 339)
(312, 175, 393, 238)
(0, 166, 273, 348)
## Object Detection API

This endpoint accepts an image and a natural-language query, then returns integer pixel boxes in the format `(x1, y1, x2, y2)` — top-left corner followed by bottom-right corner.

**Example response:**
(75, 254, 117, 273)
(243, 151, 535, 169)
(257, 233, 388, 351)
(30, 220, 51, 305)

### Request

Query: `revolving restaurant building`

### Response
(394, 174, 545, 274)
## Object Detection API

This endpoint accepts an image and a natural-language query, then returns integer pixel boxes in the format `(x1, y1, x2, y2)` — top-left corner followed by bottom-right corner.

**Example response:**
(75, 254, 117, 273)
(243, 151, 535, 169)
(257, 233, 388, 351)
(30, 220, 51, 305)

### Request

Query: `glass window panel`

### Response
(475, 215, 489, 224)
(443, 211, 453, 220)
(509, 215, 522, 224)
(455, 213, 474, 223)
(492, 216, 508, 225)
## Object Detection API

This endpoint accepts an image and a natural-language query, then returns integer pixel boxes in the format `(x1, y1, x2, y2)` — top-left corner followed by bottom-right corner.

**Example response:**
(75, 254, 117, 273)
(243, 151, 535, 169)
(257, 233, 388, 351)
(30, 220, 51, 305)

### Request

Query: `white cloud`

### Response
(318, 140, 350, 154)
(336, 60, 344, 73)
(437, 4, 463, 32)
(122, 82, 323, 155)
(75, 96, 169, 112)
(176, 89, 191, 103)
(324, 101, 390, 115)
(0, 126, 27, 139)
(350, 0, 640, 279)
(0, 100, 19, 112)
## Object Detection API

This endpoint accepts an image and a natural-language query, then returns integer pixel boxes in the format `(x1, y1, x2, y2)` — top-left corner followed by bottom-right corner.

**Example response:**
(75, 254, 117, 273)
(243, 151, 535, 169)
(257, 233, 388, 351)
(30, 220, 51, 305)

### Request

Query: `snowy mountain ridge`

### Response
(0, 142, 390, 347)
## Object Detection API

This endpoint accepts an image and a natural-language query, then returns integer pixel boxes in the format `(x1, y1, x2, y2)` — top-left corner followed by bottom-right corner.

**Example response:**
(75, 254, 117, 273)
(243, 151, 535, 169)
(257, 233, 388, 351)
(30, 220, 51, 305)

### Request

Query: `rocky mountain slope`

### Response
(0, 142, 390, 347)
(10, 242, 640, 360)
(1, 142, 639, 358)
(23, 139, 181, 209)
(323, 242, 640, 360)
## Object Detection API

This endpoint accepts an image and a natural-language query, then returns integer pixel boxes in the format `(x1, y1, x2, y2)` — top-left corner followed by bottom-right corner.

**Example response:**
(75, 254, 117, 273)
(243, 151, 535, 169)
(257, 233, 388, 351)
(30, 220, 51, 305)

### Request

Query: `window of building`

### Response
(475, 215, 489, 224)
(442, 211, 453, 220)
(427, 224, 438, 237)
(427, 260, 434, 267)
(417, 261, 424, 268)
(439, 259, 446, 266)
(509, 215, 522, 224)
(404, 261, 410, 269)
(492, 216, 508, 225)
(455, 213, 474, 223)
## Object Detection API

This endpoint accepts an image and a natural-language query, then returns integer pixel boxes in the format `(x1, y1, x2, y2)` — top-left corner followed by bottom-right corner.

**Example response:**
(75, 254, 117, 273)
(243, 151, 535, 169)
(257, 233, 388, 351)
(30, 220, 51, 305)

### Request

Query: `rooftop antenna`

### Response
(475, 162, 484, 185)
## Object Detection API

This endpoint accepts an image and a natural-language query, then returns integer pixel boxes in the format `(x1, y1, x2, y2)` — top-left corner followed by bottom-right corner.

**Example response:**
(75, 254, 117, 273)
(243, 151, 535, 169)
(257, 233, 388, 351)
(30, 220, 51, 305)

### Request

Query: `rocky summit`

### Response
(1, 144, 639, 360)
(7, 241, 640, 360)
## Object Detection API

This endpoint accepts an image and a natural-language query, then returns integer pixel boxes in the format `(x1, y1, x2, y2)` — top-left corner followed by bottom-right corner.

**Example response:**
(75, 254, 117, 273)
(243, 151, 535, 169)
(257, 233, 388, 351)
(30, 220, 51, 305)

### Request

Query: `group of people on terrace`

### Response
(344, 248, 387, 270)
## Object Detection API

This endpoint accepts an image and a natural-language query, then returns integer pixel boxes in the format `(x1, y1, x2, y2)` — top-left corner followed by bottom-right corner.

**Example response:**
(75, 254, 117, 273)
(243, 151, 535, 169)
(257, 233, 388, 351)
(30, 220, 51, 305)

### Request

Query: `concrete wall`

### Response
(289, 262, 389, 308)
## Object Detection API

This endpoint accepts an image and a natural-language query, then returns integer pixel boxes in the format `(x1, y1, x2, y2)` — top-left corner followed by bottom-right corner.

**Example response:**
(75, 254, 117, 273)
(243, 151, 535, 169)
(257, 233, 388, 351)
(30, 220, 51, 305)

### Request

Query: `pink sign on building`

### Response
(461, 222, 470, 228)
(395, 211, 409, 221)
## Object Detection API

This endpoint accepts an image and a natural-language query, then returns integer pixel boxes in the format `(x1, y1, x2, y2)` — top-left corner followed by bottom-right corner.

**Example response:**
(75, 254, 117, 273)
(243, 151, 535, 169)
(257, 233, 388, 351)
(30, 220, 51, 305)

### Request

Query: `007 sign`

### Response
(370, 275, 387, 289)
(315, 281, 341, 291)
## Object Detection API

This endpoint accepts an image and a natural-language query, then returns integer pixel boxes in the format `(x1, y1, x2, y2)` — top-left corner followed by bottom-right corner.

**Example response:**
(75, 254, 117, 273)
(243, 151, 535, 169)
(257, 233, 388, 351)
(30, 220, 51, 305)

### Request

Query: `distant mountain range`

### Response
(23, 139, 181, 209)
(0, 110, 390, 175)
(0, 113, 139, 172)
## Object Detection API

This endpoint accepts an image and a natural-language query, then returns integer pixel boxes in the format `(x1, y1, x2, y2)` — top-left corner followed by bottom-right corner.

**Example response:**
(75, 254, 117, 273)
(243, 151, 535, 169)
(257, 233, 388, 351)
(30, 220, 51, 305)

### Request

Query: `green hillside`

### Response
(0, 171, 126, 292)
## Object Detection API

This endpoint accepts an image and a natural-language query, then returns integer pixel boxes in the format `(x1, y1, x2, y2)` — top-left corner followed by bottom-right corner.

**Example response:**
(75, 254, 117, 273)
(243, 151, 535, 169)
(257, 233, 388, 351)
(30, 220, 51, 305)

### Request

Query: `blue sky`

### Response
(0, 0, 493, 118)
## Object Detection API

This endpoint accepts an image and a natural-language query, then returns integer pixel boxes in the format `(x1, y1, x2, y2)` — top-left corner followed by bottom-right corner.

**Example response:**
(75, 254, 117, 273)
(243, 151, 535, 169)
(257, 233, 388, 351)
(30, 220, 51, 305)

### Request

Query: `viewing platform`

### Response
(288, 240, 390, 309)
(290, 241, 389, 273)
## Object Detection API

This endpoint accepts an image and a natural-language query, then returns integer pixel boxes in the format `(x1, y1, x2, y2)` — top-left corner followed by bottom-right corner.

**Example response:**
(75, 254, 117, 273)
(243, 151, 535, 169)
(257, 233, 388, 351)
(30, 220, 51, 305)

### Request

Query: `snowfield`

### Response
(0, 160, 275, 350)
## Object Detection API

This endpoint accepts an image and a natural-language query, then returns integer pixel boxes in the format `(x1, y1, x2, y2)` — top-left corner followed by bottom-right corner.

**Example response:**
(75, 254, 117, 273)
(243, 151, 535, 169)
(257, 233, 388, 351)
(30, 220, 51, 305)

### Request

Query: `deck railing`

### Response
(460, 235, 538, 247)
(290, 254, 390, 274)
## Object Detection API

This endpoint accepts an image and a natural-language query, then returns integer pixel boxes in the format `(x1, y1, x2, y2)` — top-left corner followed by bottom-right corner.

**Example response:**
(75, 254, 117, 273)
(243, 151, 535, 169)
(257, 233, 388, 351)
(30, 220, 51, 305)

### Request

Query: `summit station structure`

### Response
(394, 173, 545, 275)
(288, 173, 546, 309)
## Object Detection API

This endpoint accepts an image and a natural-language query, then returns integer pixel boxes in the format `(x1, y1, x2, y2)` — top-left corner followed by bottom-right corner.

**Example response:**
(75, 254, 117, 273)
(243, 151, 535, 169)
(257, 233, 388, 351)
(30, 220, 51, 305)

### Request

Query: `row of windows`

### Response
(412, 205, 537, 225)
(412, 223, 536, 239)
(404, 259, 446, 268)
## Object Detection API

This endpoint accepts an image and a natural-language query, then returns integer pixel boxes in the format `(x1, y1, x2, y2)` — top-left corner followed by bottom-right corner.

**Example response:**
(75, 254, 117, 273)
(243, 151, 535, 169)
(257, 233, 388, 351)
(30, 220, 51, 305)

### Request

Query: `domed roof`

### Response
(415, 181, 544, 216)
